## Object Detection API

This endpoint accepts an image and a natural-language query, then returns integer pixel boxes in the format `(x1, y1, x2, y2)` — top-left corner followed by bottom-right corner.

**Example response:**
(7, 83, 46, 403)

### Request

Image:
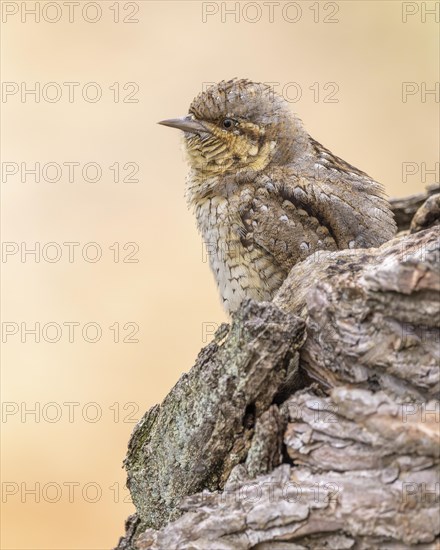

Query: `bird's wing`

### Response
(236, 147, 396, 272)
(294, 138, 397, 247)
(236, 179, 339, 273)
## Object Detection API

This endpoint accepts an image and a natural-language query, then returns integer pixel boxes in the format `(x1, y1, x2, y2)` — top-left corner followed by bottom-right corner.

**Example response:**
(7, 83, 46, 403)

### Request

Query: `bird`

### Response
(159, 79, 396, 315)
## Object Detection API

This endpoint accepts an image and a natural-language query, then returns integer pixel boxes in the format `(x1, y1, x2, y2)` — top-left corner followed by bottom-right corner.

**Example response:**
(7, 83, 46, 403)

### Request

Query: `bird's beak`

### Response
(158, 116, 209, 134)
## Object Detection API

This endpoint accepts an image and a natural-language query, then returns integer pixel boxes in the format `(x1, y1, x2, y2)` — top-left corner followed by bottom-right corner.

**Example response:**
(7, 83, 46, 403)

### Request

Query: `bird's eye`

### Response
(222, 118, 234, 129)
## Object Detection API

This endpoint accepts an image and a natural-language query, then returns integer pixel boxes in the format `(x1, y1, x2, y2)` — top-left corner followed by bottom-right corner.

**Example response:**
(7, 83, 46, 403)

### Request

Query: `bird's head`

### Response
(159, 79, 303, 177)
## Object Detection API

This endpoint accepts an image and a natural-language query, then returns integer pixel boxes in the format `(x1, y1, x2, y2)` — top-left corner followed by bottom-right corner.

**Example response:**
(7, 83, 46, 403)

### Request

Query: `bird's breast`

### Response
(194, 194, 276, 314)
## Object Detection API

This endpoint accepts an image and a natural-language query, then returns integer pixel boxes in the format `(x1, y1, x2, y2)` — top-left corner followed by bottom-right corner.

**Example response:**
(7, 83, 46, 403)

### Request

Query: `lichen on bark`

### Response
(116, 187, 440, 550)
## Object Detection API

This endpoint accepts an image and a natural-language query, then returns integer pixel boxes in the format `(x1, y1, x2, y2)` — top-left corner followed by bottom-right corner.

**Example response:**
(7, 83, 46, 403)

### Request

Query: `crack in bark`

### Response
(116, 189, 440, 550)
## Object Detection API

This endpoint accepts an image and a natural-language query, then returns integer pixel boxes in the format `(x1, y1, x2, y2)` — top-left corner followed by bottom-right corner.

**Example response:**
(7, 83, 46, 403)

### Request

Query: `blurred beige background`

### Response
(1, 1, 438, 548)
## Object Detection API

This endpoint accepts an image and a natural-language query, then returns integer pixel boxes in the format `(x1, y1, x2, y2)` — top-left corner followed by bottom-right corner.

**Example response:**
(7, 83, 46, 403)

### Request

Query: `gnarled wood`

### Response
(390, 184, 439, 232)
(124, 302, 306, 531)
(116, 194, 439, 550)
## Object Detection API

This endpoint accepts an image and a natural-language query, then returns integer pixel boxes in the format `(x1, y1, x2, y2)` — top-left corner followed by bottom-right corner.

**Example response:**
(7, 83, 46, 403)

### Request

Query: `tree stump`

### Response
(116, 186, 440, 550)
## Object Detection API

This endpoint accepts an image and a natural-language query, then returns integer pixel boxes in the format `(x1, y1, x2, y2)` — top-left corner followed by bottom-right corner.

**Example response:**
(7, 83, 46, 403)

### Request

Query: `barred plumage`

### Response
(159, 79, 397, 314)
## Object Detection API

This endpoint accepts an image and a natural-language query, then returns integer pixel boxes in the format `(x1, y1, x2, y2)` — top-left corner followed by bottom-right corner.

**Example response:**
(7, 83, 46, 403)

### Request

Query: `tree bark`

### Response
(389, 184, 439, 233)
(116, 189, 440, 550)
